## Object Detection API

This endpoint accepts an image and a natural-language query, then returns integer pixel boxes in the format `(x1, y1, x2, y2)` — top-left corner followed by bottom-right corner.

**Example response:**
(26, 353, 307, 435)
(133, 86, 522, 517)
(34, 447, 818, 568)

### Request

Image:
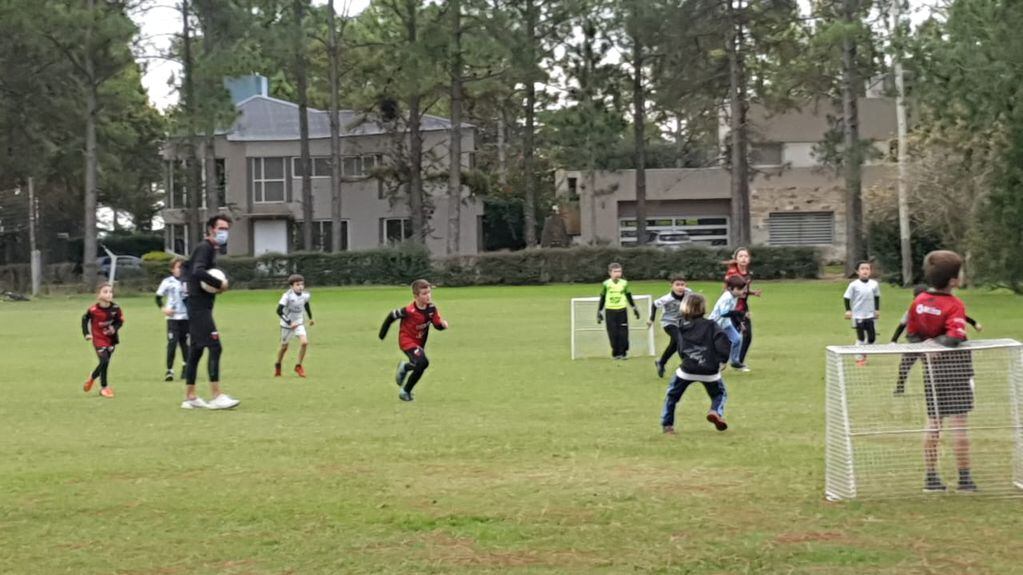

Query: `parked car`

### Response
(648, 230, 693, 250)
(97, 255, 142, 278)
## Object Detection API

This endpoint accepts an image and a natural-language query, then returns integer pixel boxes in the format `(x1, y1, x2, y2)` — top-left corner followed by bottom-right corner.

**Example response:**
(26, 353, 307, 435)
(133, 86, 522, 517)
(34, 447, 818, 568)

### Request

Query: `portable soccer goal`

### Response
(825, 339, 1023, 500)
(570, 295, 656, 360)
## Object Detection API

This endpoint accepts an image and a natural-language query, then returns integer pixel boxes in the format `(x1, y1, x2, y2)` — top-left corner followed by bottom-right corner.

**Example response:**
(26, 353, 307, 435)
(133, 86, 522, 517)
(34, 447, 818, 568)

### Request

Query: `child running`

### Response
(156, 257, 189, 381)
(709, 275, 749, 371)
(597, 262, 641, 360)
(648, 274, 692, 378)
(660, 293, 732, 435)
(378, 279, 449, 402)
(81, 283, 124, 398)
(843, 261, 880, 366)
(275, 274, 315, 378)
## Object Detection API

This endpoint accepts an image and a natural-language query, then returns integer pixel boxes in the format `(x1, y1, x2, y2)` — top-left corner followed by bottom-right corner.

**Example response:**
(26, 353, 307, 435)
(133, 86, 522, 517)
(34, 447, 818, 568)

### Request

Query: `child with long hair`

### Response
(81, 283, 124, 398)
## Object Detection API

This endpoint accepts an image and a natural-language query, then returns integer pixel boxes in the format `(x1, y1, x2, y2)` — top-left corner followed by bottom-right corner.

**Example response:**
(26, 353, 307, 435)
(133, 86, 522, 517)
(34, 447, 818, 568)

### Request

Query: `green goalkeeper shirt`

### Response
(600, 278, 632, 310)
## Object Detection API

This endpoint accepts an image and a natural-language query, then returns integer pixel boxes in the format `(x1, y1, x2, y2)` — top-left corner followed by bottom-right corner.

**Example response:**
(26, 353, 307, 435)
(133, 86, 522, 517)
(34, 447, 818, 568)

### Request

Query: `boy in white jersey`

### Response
(275, 274, 315, 377)
(648, 274, 692, 378)
(843, 261, 880, 366)
(155, 258, 189, 381)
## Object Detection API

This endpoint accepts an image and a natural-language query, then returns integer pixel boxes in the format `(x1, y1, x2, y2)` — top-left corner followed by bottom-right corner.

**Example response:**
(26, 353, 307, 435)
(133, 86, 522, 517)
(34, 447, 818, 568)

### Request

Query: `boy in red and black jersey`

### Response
(81, 283, 124, 398)
(905, 250, 976, 493)
(378, 279, 449, 401)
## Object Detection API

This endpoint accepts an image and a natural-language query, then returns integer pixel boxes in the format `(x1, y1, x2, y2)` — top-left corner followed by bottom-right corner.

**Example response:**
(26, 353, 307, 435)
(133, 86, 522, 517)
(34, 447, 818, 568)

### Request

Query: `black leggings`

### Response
(91, 347, 115, 388)
(402, 347, 430, 392)
(732, 314, 753, 364)
(604, 308, 630, 357)
(855, 319, 877, 345)
(166, 320, 189, 370)
(658, 324, 680, 367)
(186, 340, 222, 385)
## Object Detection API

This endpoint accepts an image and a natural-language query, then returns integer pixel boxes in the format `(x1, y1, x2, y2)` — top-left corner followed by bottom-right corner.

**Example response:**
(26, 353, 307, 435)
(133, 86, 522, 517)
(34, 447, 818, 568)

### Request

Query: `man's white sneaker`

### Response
(207, 394, 240, 410)
(181, 397, 209, 410)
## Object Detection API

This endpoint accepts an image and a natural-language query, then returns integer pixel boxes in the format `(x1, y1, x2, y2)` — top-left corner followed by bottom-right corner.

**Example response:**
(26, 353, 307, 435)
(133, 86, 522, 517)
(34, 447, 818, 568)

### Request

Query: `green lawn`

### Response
(1, 280, 1021, 574)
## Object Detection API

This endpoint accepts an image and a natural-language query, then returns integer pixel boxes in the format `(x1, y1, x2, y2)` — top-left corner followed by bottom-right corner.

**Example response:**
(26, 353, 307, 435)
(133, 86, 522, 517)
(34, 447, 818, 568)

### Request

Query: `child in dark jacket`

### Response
(660, 293, 732, 434)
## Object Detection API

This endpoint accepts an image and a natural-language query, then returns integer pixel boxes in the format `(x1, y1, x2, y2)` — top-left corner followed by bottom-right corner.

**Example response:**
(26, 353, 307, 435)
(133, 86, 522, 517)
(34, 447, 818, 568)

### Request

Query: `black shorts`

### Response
(188, 308, 219, 347)
(922, 350, 975, 418)
(167, 319, 189, 340)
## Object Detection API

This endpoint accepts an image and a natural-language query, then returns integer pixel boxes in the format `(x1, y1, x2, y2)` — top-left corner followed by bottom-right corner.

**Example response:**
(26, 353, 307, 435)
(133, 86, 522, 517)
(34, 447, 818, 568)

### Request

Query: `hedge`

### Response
(139, 244, 819, 291)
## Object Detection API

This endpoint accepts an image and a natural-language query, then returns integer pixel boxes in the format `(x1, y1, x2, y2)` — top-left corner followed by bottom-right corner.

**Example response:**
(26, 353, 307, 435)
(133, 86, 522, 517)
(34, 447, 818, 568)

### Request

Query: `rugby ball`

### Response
(201, 268, 227, 294)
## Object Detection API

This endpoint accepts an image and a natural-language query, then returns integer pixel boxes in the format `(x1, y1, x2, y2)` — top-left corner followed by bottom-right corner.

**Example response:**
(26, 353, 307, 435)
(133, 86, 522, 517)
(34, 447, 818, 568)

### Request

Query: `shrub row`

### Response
(139, 245, 820, 290)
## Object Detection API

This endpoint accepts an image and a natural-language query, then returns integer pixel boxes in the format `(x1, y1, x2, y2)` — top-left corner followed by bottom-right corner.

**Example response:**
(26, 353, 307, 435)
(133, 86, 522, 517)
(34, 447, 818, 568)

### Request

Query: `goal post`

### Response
(570, 295, 656, 360)
(825, 339, 1023, 501)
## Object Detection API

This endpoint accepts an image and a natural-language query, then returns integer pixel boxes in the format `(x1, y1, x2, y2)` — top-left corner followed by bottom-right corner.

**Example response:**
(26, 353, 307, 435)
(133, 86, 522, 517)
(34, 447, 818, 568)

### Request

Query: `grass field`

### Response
(1, 280, 1022, 574)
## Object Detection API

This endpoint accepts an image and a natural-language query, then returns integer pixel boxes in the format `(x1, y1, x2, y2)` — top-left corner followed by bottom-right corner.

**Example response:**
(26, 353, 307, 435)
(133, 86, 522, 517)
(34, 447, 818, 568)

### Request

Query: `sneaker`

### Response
(706, 412, 728, 431)
(662, 425, 676, 435)
(100, 387, 114, 398)
(180, 397, 209, 410)
(294, 364, 306, 378)
(730, 363, 751, 373)
(923, 476, 947, 493)
(83, 378, 95, 393)
(395, 362, 408, 388)
(274, 363, 282, 377)
(957, 479, 978, 492)
(655, 360, 665, 379)
(164, 370, 174, 382)
(399, 389, 413, 402)
(207, 394, 240, 410)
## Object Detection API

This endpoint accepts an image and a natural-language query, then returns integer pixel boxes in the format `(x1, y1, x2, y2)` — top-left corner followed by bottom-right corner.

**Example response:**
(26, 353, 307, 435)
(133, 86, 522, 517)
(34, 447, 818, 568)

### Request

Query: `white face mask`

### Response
(215, 230, 229, 246)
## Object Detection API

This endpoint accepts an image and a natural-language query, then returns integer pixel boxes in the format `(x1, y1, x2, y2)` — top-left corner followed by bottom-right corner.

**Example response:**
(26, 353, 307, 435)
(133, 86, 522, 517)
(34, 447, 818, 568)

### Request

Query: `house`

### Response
(160, 76, 481, 257)
(555, 97, 898, 261)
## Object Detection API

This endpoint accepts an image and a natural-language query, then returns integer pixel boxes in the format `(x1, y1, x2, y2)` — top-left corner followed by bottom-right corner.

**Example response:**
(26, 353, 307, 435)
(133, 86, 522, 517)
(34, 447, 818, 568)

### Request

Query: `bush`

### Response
(867, 219, 942, 285)
(142, 251, 173, 263)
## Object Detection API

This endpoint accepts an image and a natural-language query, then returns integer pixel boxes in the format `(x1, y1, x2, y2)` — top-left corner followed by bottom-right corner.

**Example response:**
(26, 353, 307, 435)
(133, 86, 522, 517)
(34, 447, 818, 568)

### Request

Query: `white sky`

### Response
(134, 0, 941, 112)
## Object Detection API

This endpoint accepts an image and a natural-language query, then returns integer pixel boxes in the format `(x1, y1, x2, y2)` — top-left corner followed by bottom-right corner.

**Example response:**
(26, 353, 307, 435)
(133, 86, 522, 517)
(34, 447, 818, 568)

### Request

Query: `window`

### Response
(380, 218, 412, 245)
(252, 157, 286, 203)
(750, 143, 783, 166)
(343, 154, 382, 178)
(168, 160, 189, 208)
(168, 224, 190, 255)
(290, 220, 349, 252)
(200, 158, 227, 208)
(292, 157, 333, 178)
(567, 177, 579, 201)
(768, 211, 835, 245)
(619, 216, 729, 246)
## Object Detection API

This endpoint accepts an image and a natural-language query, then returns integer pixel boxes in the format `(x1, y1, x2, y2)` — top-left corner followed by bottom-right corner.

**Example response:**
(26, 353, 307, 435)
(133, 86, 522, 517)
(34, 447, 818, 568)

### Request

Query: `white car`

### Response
(648, 231, 693, 249)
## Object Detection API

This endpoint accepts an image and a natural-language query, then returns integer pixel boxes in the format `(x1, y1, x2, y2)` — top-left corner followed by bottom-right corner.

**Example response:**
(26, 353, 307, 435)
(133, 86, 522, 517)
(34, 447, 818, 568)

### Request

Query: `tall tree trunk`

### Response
(405, 1, 426, 243)
(496, 109, 507, 187)
(842, 0, 864, 275)
(726, 1, 751, 247)
(891, 0, 911, 285)
(522, 0, 537, 247)
(82, 0, 98, 284)
(203, 134, 217, 212)
(630, 15, 647, 247)
(327, 0, 344, 252)
(295, 0, 313, 251)
(447, 0, 463, 255)
(182, 0, 202, 251)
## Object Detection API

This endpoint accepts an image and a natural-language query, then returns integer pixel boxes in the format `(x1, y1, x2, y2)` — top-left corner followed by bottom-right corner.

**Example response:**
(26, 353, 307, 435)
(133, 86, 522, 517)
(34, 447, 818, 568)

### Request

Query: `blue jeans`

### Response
(721, 322, 743, 365)
(660, 374, 728, 427)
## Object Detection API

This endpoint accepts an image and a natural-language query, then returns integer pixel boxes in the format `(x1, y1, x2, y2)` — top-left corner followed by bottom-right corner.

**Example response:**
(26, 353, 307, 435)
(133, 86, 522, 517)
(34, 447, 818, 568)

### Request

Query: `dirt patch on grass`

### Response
(774, 531, 848, 544)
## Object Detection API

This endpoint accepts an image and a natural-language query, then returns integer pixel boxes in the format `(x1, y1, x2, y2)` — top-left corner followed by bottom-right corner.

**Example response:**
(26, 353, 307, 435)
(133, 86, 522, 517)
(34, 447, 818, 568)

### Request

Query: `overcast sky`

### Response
(132, 0, 941, 112)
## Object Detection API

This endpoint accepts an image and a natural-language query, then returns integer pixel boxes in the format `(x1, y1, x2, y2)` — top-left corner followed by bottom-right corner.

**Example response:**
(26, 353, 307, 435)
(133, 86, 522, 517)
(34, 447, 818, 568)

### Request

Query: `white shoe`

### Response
(207, 394, 240, 410)
(181, 397, 209, 409)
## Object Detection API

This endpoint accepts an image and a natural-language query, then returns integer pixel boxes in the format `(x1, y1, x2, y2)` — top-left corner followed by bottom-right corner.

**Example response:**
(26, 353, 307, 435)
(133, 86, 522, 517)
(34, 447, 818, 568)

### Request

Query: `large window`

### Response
(750, 143, 783, 166)
(380, 218, 412, 245)
(619, 216, 730, 246)
(167, 159, 226, 208)
(293, 155, 382, 179)
(290, 220, 349, 252)
(291, 157, 332, 178)
(252, 157, 286, 203)
(767, 211, 835, 245)
(167, 224, 190, 255)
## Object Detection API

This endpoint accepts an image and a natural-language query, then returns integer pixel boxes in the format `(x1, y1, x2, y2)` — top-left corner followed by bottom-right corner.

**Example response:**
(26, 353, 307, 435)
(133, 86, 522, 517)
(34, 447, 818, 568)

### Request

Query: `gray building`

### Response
(161, 77, 481, 257)
(556, 97, 898, 261)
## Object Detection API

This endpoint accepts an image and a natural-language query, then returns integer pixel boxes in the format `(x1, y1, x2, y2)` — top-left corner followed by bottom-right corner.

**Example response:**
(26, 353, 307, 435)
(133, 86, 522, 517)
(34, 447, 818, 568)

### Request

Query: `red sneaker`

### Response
(274, 364, 282, 377)
(83, 378, 95, 393)
(294, 365, 306, 378)
(706, 412, 728, 431)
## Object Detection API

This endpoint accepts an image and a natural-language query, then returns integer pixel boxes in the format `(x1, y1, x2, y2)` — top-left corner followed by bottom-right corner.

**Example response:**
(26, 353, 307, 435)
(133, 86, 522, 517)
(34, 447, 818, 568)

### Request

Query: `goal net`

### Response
(825, 339, 1023, 500)
(570, 295, 655, 360)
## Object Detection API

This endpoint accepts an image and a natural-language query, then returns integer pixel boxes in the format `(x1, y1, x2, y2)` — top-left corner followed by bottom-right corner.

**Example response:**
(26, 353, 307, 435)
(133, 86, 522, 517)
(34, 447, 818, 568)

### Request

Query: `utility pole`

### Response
(28, 178, 41, 296)
(891, 0, 912, 285)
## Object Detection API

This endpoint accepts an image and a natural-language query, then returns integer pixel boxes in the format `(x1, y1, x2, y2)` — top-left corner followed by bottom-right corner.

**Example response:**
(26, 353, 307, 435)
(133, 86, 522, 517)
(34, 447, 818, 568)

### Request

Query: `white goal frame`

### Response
(825, 339, 1023, 501)
(570, 295, 656, 360)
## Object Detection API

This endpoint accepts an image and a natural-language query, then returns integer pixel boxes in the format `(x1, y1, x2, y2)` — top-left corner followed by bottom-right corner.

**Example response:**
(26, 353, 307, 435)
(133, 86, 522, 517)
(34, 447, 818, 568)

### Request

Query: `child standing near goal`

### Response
(378, 279, 449, 402)
(843, 261, 880, 366)
(275, 274, 315, 378)
(906, 250, 977, 492)
(81, 283, 124, 398)
(660, 293, 732, 435)
(648, 274, 692, 378)
(709, 275, 750, 371)
(156, 257, 189, 381)
(597, 262, 640, 360)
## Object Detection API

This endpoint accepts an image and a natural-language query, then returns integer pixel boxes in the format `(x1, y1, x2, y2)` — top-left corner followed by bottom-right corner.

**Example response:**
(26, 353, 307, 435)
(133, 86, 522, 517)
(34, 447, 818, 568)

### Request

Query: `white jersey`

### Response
(156, 276, 188, 320)
(278, 289, 311, 327)
(708, 290, 738, 330)
(652, 289, 692, 327)
(844, 279, 880, 321)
